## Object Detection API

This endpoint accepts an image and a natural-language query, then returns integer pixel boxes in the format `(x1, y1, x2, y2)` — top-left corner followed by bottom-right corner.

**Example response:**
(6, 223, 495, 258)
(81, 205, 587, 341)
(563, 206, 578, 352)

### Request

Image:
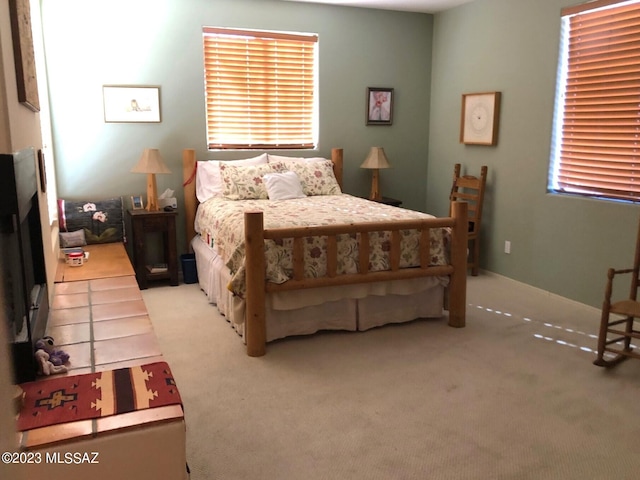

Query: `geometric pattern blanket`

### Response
(17, 362, 182, 431)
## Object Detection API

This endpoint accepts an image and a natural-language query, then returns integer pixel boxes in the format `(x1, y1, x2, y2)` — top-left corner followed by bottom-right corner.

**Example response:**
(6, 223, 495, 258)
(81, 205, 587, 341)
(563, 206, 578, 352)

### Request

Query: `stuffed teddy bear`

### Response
(34, 336, 70, 375)
(35, 336, 70, 366)
(35, 349, 67, 376)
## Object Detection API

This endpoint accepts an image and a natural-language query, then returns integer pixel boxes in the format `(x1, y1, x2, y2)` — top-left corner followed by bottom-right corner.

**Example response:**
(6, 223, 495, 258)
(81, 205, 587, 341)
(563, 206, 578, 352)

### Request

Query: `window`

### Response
(548, 0, 640, 202)
(202, 27, 318, 150)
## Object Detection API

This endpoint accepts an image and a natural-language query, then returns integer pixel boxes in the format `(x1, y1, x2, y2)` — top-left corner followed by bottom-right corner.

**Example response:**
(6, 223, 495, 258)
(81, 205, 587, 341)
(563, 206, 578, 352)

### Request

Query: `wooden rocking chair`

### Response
(594, 217, 640, 367)
(449, 163, 488, 276)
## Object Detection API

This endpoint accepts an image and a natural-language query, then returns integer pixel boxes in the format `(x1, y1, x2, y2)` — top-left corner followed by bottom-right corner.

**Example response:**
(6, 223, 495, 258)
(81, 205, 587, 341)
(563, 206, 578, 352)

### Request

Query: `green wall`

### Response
(42, 0, 639, 308)
(429, 0, 639, 307)
(41, 0, 433, 256)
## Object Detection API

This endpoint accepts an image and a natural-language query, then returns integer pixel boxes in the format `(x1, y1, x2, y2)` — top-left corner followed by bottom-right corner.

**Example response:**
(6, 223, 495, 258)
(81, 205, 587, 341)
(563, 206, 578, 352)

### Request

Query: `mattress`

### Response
(194, 194, 450, 298)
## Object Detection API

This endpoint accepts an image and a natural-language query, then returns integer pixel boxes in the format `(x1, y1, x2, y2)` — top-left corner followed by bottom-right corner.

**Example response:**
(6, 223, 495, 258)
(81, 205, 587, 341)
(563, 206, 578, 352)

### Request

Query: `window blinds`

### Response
(203, 27, 318, 150)
(556, 0, 640, 201)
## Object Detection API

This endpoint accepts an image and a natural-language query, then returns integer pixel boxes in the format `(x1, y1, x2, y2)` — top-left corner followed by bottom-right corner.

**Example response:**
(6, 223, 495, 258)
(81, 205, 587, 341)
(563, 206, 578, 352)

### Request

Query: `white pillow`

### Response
(263, 171, 306, 200)
(195, 160, 221, 202)
(196, 153, 268, 202)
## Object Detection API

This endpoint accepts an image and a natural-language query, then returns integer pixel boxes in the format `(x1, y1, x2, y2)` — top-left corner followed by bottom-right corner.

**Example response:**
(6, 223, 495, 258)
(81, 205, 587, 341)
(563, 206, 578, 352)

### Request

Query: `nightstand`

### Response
(128, 209, 179, 289)
(373, 196, 403, 207)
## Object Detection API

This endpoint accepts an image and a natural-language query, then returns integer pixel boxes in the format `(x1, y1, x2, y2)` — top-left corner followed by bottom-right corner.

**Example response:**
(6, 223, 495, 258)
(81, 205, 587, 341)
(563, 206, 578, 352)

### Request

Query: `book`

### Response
(146, 263, 168, 273)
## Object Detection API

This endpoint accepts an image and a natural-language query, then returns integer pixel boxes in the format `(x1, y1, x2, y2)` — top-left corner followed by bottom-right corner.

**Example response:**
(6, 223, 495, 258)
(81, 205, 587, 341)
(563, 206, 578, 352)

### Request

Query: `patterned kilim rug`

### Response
(17, 361, 182, 431)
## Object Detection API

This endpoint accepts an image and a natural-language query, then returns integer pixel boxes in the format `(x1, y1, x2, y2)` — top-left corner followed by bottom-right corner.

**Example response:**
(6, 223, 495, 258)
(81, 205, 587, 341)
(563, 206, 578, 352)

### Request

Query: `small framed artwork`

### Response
(8, 0, 40, 112)
(131, 195, 144, 210)
(103, 85, 161, 123)
(366, 87, 394, 125)
(460, 92, 501, 146)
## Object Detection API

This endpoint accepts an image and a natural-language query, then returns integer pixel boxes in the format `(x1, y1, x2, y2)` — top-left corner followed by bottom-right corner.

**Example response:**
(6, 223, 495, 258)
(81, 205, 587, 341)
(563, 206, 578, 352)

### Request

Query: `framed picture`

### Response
(103, 85, 161, 123)
(131, 195, 144, 210)
(8, 0, 40, 112)
(460, 92, 501, 146)
(366, 87, 394, 125)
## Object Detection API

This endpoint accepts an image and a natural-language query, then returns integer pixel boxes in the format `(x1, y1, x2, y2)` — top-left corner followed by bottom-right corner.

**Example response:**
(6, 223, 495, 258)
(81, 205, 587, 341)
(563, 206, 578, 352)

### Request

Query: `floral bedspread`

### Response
(195, 194, 450, 297)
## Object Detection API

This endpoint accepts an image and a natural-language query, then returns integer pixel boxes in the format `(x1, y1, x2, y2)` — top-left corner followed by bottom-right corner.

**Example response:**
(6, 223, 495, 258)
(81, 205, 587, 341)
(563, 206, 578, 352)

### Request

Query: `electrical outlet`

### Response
(504, 241, 511, 254)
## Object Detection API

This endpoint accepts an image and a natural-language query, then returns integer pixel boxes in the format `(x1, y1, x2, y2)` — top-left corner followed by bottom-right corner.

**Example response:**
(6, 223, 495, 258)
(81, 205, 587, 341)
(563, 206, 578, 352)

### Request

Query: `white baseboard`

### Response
(477, 269, 601, 314)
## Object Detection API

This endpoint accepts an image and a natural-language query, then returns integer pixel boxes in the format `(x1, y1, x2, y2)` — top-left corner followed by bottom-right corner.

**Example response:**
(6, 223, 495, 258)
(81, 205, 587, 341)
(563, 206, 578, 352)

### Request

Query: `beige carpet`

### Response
(141, 273, 640, 480)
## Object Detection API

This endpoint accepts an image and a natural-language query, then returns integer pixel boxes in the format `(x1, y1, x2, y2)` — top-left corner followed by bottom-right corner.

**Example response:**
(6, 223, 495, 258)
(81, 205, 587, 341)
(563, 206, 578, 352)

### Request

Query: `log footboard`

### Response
(244, 201, 468, 356)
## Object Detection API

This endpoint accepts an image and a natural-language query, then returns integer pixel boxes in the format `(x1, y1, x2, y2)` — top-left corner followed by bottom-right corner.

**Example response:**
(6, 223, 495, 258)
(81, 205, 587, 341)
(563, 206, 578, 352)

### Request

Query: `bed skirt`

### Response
(192, 236, 445, 342)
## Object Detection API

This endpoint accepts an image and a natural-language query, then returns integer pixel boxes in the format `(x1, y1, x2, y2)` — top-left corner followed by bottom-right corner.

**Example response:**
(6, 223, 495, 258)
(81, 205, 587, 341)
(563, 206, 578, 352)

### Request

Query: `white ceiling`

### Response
(281, 0, 476, 14)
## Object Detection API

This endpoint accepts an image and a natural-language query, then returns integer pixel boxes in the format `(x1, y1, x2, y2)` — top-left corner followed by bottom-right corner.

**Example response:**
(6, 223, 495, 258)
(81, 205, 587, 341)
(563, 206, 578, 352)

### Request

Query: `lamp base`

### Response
(146, 173, 159, 211)
(369, 169, 382, 201)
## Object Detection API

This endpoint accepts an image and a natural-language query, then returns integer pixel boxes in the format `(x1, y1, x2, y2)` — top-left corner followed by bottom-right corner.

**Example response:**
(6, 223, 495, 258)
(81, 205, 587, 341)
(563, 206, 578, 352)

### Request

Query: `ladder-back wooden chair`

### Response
(449, 163, 487, 276)
(594, 217, 640, 367)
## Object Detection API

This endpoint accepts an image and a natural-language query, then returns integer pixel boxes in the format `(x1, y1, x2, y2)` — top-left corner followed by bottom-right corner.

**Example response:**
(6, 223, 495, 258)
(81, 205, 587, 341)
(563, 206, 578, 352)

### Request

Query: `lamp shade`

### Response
(360, 147, 391, 170)
(131, 148, 171, 174)
(131, 148, 171, 211)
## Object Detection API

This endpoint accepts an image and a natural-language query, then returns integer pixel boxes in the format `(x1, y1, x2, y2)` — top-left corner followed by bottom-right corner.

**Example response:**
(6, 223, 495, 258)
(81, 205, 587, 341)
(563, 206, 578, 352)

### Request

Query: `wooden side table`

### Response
(128, 209, 179, 289)
(364, 196, 402, 207)
(377, 196, 402, 207)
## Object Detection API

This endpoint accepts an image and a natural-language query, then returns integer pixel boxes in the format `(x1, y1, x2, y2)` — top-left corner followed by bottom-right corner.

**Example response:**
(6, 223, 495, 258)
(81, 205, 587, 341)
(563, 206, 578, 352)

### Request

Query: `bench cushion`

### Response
(58, 197, 125, 244)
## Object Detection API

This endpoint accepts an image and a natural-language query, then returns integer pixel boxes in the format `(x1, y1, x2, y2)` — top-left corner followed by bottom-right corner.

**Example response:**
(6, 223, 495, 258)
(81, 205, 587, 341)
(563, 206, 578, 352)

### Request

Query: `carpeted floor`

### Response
(141, 273, 640, 480)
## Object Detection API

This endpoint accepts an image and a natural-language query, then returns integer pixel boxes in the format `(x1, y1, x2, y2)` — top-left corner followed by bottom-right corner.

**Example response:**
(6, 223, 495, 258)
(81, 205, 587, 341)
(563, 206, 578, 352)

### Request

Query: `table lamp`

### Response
(360, 146, 390, 201)
(131, 148, 171, 211)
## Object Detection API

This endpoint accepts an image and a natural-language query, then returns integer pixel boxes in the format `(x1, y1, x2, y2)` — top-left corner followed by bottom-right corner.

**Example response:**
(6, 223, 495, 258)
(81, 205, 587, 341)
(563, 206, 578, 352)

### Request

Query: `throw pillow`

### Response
(58, 197, 125, 244)
(263, 171, 306, 200)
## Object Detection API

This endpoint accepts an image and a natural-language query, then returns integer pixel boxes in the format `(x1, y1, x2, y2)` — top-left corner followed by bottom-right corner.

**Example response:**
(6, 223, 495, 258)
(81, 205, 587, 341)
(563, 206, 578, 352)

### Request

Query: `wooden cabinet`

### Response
(128, 210, 178, 289)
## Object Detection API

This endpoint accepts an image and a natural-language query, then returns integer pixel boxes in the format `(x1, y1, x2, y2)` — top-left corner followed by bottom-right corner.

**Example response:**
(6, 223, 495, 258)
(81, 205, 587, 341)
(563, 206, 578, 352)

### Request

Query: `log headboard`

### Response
(181, 148, 345, 252)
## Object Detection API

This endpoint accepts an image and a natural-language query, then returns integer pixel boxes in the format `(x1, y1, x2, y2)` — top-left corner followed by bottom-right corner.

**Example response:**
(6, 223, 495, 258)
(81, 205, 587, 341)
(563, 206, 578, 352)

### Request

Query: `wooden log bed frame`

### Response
(182, 147, 468, 357)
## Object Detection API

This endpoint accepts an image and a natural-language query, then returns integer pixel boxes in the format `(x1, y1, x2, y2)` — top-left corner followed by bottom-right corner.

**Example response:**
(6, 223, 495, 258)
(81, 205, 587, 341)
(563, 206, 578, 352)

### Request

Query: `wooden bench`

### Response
(13, 242, 189, 479)
(55, 242, 135, 283)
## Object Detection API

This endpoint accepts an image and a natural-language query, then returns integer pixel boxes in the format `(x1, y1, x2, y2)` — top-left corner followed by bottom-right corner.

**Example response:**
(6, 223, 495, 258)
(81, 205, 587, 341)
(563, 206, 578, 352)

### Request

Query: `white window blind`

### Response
(550, 0, 640, 202)
(202, 27, 318, 150)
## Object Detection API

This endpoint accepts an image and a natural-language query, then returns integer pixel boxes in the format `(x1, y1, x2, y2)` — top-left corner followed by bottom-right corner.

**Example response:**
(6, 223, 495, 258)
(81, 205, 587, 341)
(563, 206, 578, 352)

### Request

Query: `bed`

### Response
(182, 148, 468, 356)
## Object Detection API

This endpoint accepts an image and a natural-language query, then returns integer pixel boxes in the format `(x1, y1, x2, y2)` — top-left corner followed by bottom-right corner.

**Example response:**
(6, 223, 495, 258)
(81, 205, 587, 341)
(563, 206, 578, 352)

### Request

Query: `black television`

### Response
(0, 147, 48, 383)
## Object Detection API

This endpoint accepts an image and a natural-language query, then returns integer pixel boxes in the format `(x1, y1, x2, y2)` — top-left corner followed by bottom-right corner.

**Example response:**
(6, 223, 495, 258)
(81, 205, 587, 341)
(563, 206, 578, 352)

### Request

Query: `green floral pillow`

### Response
(219, 162, 286, 200)
(278, 159, 342, 195)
